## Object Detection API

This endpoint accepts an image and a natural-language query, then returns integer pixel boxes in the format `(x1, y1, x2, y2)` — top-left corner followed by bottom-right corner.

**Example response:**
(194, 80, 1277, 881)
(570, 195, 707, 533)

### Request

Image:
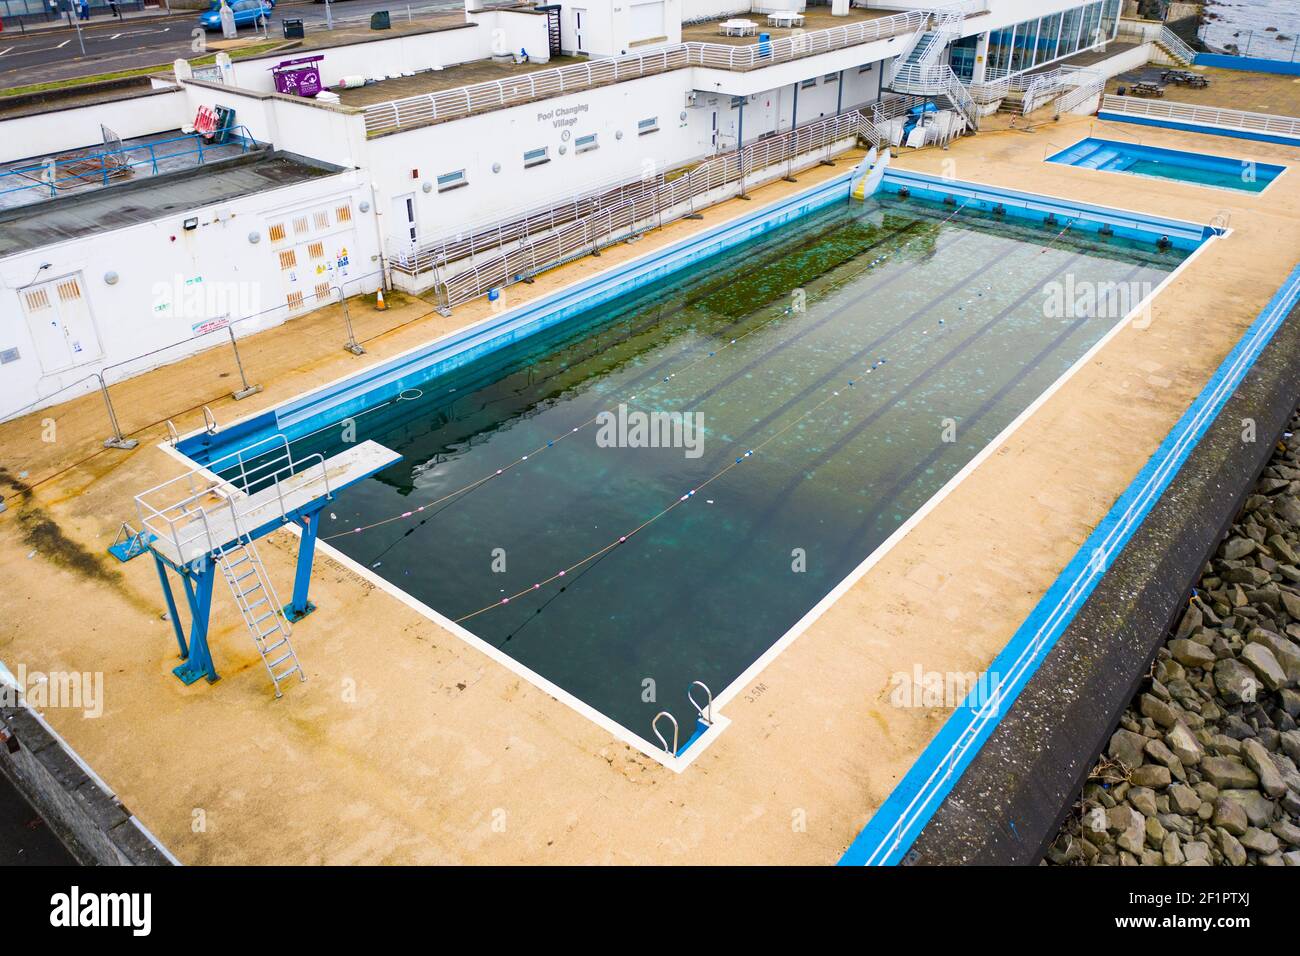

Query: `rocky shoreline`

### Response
(1047, 410, 1300, 866)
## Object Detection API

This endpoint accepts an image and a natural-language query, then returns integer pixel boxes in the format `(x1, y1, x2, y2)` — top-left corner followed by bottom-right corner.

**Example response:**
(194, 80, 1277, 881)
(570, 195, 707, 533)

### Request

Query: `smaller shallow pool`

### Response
(1048, 138, 1285, 193)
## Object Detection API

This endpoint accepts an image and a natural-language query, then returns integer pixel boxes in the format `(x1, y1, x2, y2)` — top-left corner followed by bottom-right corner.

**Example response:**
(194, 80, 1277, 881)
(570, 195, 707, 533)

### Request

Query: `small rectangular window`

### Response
(523, 147, 549, 167)
(575, 133, 598, 154)
(800, 78, 817, 89)
(637, 117, 659, 135)
(824, 73, 839, 83)
(437, 169, 467, 191)
(858, 62, 873, 73)
(0, 347, 20, 365)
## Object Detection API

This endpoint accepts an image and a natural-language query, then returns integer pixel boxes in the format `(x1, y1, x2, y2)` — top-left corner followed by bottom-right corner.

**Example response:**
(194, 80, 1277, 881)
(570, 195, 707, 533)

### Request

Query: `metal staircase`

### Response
(1118, 20, 1196, 67)
(1152, 26, 1196, 67)
(888, 7, 964, 92)
(216, 538, 304, 698)
(887, 7, 980, 131)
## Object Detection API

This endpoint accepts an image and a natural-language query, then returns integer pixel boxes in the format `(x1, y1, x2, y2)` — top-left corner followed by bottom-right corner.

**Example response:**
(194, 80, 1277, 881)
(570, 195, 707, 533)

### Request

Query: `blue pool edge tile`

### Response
(839, 259, 1300, 866)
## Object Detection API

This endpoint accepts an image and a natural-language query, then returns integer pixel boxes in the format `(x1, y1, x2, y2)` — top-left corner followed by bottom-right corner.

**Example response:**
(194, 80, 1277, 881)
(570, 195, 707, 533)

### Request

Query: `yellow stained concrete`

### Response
(1, 119, 1299, 865)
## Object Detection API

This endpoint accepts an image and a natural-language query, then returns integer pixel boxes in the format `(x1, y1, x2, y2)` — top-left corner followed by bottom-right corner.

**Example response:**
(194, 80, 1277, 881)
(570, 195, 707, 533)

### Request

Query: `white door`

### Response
(20, 274, 102, 374)
(391, 192, 418, 246)
(573, 8, 586, 53)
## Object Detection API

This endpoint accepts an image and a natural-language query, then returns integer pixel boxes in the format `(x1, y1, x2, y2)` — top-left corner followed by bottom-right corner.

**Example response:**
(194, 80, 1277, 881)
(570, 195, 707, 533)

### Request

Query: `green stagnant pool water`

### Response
(282, 196, 1188, 748)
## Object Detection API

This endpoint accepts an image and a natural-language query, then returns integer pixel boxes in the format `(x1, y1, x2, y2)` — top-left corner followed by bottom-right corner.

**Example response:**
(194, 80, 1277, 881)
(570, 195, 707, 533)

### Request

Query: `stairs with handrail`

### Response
(886, 8, 980, 131)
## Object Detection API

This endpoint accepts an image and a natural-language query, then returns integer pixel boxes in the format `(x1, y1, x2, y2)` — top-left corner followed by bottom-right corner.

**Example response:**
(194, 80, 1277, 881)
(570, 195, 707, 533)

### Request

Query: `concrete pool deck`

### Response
(1, 117, 1299, 864)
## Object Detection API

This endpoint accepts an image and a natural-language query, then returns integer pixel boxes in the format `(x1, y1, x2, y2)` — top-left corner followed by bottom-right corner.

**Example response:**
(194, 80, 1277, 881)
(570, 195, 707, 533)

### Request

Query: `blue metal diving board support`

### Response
(136, 437, 400, 688)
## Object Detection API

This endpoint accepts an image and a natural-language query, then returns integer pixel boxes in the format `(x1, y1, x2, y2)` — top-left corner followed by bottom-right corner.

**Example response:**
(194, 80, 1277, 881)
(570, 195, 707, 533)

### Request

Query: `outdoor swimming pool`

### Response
(1047, 137, 1286, 192)
(183, 181, 1194, 755)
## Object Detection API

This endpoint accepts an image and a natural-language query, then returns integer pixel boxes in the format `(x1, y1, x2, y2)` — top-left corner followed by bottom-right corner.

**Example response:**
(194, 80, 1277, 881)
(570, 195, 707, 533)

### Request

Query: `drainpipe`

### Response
(836, 69, 844, 114)
(785, 81, 799, 182)
(369, 181, 391, 291)
(737, 97, 749, 200)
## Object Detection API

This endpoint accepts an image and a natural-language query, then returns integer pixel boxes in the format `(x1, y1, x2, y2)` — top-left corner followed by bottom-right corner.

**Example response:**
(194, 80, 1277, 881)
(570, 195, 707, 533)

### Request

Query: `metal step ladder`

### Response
(215, 538, 305, 698)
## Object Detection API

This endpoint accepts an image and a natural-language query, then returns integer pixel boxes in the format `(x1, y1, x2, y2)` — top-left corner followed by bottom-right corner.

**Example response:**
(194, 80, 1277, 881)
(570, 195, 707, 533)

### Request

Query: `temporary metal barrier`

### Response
(1, 270, 384, 451)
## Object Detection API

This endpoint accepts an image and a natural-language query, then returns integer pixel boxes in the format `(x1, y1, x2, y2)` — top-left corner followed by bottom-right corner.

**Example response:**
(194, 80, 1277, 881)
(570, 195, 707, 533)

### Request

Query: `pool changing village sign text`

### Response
(538, 103, 590, 128)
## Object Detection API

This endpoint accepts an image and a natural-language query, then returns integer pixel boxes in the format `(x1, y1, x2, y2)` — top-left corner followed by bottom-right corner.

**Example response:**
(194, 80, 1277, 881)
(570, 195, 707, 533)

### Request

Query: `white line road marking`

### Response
(56, 39, 71, 49)
(0, 48, 11, 57)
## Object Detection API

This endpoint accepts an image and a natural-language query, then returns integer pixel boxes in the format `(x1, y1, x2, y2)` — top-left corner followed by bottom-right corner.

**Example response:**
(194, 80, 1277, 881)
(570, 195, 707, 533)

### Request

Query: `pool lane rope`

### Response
(451, 226, 1097, 626)
(454, 353, 901, 624)
(323, 200, 980, 546)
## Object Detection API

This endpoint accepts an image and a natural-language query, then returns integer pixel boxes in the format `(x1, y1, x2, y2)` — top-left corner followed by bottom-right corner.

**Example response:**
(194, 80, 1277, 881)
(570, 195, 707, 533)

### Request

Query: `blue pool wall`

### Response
(1194, 53, 1300, 76)
(840, 259, 1300, 866)
(179, 170, 857, 464)
(1046, 138, 1286, 189)
(1096, 111, 1300, 148)
(881, 167, 1214, 250)
(181, 169, 1213, 466)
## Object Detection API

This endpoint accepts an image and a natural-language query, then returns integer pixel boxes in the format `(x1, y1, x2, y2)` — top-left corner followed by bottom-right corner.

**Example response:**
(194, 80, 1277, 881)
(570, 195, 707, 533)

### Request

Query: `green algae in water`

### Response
(285, 197, 1188, 746)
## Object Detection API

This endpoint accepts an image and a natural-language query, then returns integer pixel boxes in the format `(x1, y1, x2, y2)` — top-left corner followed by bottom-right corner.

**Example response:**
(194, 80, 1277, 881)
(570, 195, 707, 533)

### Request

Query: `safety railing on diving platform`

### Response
(135, 434, 330, 565)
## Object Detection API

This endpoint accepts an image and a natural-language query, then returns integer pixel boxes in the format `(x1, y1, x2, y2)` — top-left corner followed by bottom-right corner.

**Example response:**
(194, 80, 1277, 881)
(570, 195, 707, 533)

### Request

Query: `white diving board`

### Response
(139, 439, 400, 568)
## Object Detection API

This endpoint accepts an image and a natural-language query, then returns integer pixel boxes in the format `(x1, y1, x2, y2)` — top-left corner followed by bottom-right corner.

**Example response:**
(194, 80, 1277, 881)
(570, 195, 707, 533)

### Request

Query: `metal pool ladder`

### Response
(652, 680, 715, 757)
(214, 536, 304, 698)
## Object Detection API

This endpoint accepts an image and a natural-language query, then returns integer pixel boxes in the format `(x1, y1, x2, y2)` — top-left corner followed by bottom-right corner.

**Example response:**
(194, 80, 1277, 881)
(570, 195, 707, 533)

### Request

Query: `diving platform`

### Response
(133, 436, 400, 696)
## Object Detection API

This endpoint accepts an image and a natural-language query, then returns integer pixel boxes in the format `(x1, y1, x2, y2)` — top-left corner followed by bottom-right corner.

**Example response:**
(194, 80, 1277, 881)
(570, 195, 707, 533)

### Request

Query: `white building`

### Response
(1, 0, 1177, 420)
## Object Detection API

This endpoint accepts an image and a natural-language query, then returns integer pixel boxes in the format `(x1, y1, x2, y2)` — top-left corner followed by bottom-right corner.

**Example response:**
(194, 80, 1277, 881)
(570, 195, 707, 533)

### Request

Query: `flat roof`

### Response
(335, 54, 587, 108)
(0, 76, 176, 121)
(0, 129, 253, 215)
(1029, 40, 1143, 71)
(0, 150, 341, 258)
(680, 8, 898, 47)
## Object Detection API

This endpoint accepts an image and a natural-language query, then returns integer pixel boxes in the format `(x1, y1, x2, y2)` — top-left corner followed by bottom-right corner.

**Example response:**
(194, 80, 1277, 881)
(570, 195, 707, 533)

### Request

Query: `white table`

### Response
(767, 11, 805, 28)
(718, 18, 758, 37)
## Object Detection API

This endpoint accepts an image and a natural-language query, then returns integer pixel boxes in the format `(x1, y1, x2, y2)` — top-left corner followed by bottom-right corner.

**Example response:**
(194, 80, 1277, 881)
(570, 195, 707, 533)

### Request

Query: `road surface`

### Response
(0, 0, 464, 90)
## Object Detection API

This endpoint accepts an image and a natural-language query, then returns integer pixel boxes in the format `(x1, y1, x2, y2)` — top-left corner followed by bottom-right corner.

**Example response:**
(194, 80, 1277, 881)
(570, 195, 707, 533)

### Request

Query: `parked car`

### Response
(198, 0, 275, 31)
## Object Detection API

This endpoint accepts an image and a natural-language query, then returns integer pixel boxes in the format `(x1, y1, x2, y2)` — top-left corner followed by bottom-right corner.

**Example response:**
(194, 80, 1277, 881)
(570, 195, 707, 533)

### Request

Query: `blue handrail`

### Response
(0, 125, 258, 200)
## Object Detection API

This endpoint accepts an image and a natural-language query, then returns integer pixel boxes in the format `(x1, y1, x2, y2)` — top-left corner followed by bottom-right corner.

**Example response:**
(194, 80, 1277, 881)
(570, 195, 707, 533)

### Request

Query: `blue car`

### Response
(198, 0, 275, 31)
